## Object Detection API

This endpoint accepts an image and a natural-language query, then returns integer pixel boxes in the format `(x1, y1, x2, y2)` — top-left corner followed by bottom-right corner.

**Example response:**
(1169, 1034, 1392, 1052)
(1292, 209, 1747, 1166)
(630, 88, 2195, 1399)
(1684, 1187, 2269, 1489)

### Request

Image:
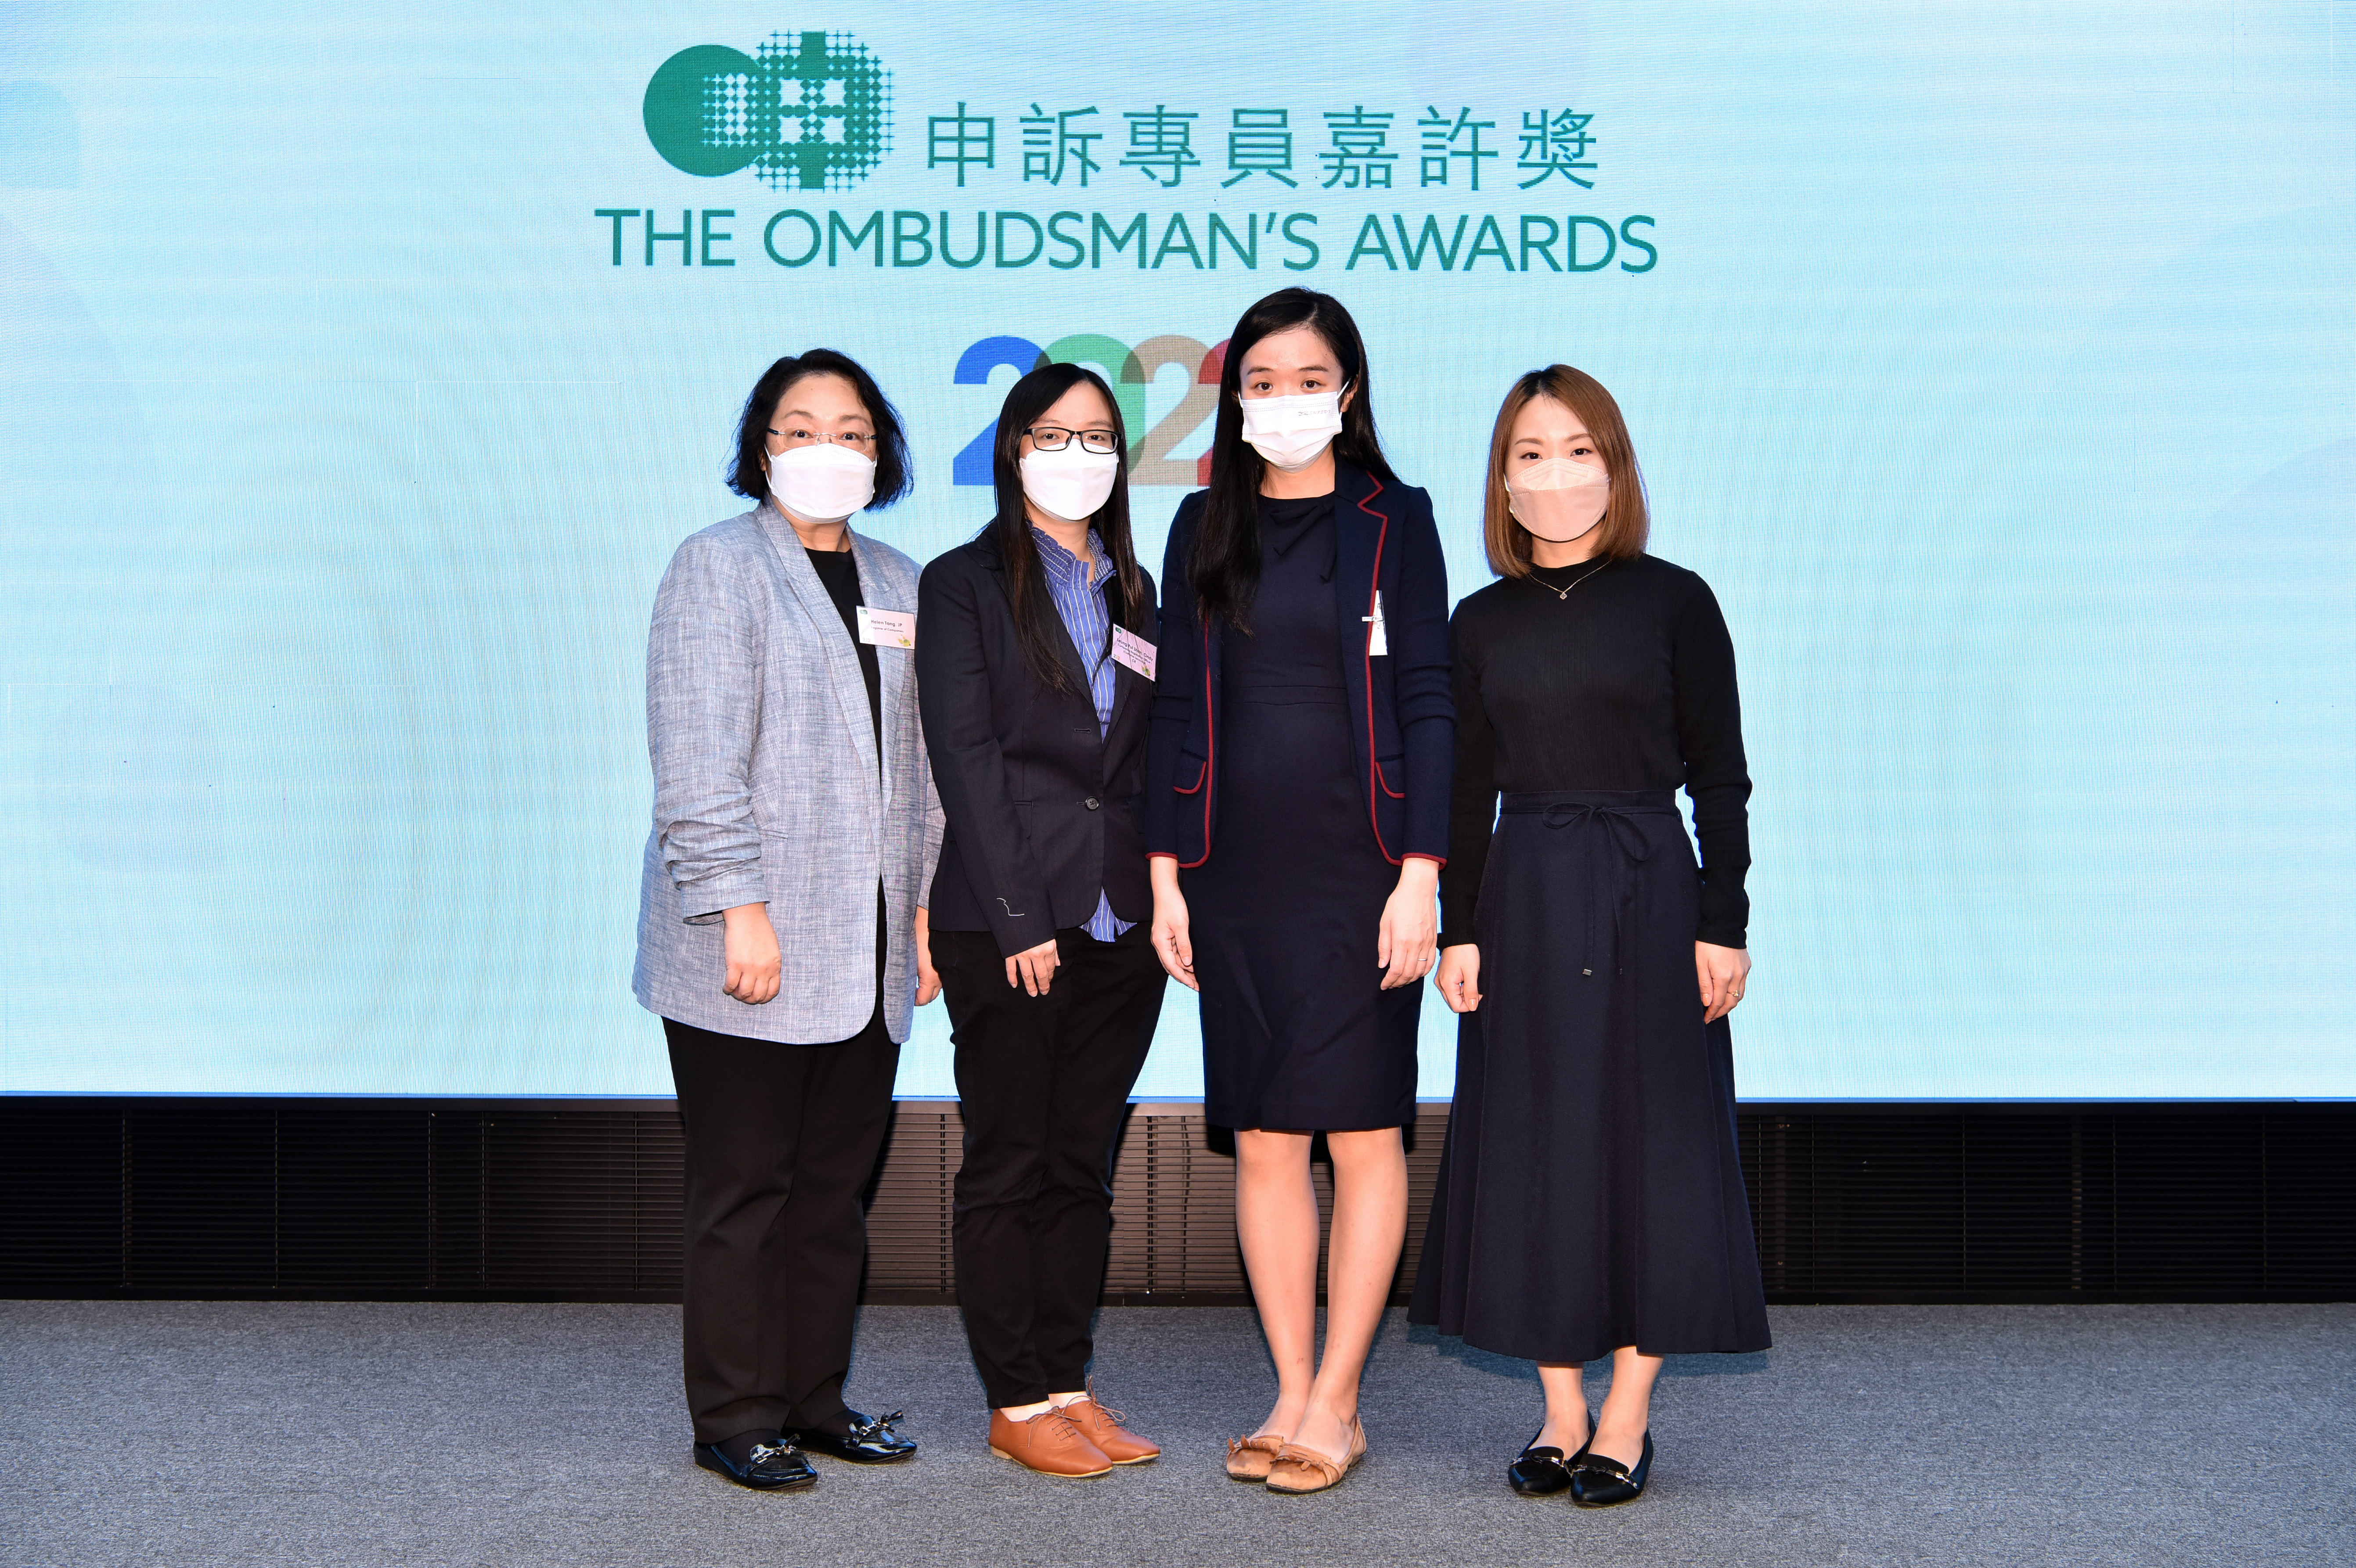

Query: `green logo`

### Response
(644, 31, 891, 190)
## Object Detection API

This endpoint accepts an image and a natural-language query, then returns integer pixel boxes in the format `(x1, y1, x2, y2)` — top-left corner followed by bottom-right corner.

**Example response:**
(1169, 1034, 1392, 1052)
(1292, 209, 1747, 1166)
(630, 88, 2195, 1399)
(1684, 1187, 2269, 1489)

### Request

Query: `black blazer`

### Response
(916, 532, 1158, 956)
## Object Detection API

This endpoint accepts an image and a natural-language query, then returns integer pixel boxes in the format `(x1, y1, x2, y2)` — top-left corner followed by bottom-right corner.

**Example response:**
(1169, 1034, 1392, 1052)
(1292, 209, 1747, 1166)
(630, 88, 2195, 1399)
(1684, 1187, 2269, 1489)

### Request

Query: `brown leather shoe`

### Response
(1225, 1431, 1286, 1481)
(1058, 1392, 1159, 1464)
(987, 1408, 1113, 1478)
(1264, 1416, 1369, 1495)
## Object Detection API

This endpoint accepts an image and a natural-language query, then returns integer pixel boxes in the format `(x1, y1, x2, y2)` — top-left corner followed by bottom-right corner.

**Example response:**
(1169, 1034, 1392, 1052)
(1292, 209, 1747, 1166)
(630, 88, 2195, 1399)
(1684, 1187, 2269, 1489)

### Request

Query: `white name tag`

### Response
(1363, 591, 1389, 657)
(1110, 625, 1157, 680)
(856, 606, 916, 648)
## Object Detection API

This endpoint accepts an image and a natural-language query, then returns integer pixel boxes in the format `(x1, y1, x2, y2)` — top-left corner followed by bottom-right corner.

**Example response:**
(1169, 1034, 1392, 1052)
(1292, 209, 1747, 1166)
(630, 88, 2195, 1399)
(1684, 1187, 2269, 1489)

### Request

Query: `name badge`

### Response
(1363, 591, 1389, 657)
(1110, 625, 1157, 680)
(857, 606, 916, 649)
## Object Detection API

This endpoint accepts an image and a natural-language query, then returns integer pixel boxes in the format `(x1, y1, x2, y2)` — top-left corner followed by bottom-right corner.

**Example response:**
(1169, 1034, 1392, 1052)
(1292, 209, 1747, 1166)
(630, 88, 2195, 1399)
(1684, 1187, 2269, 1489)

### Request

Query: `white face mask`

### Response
(1019, 444, 1121, 523)
(1239, 387, 1346, 472)
(1506, 457, 1611, 544)
(766, 441, 876, 524)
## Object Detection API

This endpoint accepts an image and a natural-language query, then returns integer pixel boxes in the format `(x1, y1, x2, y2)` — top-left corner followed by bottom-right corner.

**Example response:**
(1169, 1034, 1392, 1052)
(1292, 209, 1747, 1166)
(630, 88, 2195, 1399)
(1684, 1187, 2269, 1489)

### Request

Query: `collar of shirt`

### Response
(1029, 525, 1113, 591)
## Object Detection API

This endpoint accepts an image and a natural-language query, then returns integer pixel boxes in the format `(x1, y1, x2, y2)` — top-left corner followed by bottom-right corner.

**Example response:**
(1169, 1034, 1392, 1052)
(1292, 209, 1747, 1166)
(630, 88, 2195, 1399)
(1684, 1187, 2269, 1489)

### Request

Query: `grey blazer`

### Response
(632, 504, 943, 1045)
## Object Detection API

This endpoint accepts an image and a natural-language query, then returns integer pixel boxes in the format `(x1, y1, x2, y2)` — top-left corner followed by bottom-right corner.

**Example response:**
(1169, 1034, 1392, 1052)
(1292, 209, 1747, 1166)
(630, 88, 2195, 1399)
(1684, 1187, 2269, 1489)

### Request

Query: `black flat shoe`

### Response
(695, 1437, 818, 1490)
(791, 1409, 918, 1464)
(1570, 1430, 1653, 1508)
(1508, 1443, 1572, 1495)
(1507, 1412, 1592, 1496)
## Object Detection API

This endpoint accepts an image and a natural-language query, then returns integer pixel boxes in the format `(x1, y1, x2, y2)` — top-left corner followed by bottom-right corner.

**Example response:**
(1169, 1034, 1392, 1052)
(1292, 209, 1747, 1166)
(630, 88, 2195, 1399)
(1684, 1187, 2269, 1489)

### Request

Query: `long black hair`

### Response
(987, 362, 1151, 692)
(725, 348, 912, 508)
(1192, 288, 1395, 629)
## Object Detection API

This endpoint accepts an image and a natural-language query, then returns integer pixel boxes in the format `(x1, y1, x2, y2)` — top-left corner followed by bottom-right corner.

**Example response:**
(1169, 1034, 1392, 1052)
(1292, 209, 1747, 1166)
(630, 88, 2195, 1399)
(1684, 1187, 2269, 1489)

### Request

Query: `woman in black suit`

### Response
(1146, 289, 1452, 1494)
(916, 363, 1170, 1480)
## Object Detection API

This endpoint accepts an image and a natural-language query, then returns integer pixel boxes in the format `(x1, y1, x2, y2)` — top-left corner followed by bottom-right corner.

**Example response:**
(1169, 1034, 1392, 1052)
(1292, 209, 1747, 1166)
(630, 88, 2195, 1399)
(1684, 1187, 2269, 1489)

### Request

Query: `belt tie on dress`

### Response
(1501, 796, 1676, 979)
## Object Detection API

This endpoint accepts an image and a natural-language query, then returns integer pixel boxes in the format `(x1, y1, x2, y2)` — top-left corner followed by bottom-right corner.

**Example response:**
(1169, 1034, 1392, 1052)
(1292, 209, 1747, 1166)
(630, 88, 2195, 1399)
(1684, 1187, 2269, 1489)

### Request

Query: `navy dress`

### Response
(1182, 495, 1420, 1132)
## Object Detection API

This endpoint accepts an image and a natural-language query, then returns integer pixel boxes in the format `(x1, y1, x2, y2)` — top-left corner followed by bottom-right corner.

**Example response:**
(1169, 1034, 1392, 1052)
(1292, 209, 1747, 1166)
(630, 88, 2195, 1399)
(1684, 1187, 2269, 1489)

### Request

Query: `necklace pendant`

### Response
(1535, 557, 1610, 600)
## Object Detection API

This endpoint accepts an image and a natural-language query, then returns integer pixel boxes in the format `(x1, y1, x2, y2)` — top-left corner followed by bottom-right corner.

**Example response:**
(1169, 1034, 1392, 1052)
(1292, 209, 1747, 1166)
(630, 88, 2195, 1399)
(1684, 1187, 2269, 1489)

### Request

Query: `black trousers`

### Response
(932, 922, 1167, 1408)
(665, 1014, 900, 1445)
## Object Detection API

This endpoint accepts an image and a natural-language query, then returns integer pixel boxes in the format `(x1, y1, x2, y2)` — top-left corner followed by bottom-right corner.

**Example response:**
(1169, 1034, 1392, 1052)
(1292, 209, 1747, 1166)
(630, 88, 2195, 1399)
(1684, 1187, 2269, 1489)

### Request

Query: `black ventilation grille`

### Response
(3, 1100, 2349, 1304)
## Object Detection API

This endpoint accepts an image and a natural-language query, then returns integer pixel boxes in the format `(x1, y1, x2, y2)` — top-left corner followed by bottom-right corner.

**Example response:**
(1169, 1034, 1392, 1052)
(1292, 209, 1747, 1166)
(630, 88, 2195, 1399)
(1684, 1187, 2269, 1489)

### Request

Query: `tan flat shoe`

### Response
(1224, 1431, 1287, 1481)
(1264, 1417, 1368, 1495)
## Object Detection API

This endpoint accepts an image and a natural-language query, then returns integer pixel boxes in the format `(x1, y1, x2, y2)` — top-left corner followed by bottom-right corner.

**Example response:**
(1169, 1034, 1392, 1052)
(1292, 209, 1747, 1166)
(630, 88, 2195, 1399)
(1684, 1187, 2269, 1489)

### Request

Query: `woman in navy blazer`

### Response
(916, 363, 1170, 1478)
(1146, 289, 1452, 1493)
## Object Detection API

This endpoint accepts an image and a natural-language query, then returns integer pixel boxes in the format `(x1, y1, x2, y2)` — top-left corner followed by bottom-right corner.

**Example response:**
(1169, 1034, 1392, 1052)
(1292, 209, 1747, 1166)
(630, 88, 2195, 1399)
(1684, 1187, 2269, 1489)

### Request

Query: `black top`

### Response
(1443, 553, 1751, 949)
(806, 546, 881, 761)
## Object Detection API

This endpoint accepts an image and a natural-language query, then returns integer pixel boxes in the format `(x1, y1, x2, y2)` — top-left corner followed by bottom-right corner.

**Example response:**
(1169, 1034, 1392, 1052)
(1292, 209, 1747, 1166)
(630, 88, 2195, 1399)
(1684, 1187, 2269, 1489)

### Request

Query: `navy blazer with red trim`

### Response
(1145, 462, 1453, 868)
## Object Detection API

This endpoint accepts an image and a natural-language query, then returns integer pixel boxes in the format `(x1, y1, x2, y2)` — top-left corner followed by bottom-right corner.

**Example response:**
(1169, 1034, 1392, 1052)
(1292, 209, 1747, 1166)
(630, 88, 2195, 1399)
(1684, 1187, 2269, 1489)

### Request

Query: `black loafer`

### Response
(1570, 1430, 1653, 1507)
(1507, 1413, 1591, 1496)
(791, 1408, 918, 1464)
(1508, 1443, 1572, 1495)
(695, 1438, 818, 1490)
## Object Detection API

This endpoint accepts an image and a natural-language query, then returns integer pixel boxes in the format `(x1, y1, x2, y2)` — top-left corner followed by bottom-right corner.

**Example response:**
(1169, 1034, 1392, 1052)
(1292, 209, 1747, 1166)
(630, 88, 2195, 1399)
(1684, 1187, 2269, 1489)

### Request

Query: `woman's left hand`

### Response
(1696, 941, 1751, 1023)
(913, 906, 941, 1006)
(1378, 860, 1441, 990)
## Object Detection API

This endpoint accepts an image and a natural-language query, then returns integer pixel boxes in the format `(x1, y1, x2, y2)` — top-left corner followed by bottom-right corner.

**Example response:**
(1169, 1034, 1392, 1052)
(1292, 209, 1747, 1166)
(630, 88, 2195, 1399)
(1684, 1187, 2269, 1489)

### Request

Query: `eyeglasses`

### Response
(767, 427, 876, 451)
(1024, 425, 1120, 455)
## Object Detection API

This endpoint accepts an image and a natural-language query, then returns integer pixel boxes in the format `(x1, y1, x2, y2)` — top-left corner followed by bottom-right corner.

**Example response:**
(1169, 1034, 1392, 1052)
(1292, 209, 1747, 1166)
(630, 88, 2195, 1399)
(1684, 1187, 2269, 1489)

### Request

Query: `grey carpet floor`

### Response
(1, 1301, 2349, 1567)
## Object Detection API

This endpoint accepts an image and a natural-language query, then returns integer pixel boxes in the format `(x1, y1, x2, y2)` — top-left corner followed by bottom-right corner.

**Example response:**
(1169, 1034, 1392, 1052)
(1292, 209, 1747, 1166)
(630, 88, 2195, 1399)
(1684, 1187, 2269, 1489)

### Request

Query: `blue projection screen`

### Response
(1, 2, 2350, 1098)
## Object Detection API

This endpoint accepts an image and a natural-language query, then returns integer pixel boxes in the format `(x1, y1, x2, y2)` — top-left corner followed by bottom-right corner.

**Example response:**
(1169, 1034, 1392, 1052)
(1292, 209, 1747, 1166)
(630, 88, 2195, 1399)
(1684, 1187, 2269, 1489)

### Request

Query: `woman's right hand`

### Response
(1149, 856, 1198, 991)
(1004, 939, 1060, 997)
(1435, 943, 1481, 1014)
(722, 903, 782, 1004)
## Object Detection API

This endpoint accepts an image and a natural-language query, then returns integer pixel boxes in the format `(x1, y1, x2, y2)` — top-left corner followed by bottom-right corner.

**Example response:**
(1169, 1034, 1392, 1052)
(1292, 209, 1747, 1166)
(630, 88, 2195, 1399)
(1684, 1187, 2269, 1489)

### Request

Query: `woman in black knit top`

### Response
(1407, 366, 1770, 1508)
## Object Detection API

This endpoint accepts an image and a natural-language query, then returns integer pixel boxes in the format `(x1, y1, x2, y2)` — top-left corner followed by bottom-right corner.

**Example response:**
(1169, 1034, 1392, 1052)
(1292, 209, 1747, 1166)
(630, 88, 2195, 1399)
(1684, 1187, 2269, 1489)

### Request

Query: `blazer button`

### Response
(1084, 797, 1101, 810)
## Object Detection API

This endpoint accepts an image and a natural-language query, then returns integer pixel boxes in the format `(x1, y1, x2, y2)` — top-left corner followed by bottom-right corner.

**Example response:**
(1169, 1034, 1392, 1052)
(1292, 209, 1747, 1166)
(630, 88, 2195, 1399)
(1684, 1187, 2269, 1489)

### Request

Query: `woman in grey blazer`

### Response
(633, 348, 944, 1490)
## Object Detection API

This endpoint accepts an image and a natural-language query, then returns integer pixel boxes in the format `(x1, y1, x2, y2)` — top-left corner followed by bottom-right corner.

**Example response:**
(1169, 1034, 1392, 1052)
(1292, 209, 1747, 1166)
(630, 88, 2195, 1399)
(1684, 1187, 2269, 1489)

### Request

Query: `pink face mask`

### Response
(1506, 458, 1611, 544)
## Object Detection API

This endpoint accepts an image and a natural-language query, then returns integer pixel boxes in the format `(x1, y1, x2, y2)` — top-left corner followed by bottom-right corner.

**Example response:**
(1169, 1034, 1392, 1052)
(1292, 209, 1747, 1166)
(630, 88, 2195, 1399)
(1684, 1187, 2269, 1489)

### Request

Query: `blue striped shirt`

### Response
(1030, 525, 1131, 942)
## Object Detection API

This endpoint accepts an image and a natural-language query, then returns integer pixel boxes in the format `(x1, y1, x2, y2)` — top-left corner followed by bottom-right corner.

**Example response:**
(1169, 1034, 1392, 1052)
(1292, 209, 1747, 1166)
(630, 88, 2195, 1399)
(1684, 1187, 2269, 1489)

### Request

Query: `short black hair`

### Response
(726, 348, 912, 509)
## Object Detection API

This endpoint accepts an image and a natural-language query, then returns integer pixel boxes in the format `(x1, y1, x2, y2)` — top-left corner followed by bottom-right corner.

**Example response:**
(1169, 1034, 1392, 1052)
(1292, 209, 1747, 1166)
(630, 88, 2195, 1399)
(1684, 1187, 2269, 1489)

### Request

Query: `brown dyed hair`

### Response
(1481, 365, 1649, 578)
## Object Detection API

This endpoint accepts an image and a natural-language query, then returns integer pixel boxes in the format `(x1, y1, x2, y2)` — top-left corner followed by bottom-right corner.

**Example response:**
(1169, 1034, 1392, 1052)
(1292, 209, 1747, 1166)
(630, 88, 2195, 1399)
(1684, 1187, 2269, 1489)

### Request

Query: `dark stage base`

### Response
(2, 1098, 2350, 1304)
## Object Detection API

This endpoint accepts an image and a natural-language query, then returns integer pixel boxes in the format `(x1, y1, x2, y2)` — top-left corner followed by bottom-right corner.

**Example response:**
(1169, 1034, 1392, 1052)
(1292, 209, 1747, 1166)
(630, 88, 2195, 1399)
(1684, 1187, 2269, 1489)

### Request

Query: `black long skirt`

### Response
(1409, 789, 1771, 1364)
